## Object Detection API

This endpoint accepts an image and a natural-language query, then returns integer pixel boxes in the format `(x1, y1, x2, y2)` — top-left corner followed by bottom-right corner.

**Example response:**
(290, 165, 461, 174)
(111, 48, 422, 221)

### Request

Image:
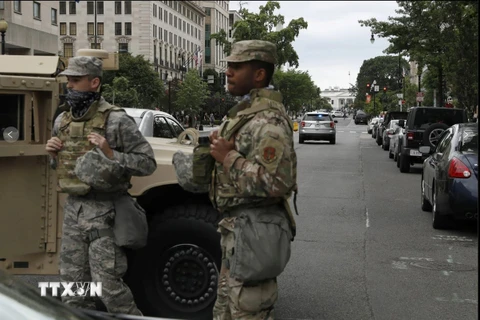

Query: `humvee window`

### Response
(0, 94, 25, 141)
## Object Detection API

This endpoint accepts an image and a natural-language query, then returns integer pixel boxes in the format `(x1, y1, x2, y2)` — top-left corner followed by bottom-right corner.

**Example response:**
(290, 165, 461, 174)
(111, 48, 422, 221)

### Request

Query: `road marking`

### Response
(432, 235, 474, 242)
(365, 209, 370, 228)
(399, 257, 434, 261)
(435, 293, 478, 304)
(350, 131, 356, 133)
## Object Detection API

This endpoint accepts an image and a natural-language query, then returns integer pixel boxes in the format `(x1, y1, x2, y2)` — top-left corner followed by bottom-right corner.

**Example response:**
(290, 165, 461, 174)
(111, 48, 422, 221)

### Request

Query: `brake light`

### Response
(330, 121, 335, 128)
(387, 130, 393, 135)
(301, 121, 305, 127)
(407, 132, 414, 140)
(448, 157, 471, 178)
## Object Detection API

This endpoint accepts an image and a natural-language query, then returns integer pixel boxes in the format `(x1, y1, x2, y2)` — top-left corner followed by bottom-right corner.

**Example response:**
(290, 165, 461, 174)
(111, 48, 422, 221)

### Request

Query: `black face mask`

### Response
(66, 89, 100, 118)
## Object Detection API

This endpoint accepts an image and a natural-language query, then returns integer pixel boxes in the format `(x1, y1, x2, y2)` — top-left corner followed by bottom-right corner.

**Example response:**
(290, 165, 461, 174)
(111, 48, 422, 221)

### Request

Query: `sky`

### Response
(228, 1, 401, 92)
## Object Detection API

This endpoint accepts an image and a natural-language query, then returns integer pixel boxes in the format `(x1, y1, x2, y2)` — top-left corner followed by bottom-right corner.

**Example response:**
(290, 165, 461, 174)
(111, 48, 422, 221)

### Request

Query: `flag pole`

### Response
(94, 0, 97, 48)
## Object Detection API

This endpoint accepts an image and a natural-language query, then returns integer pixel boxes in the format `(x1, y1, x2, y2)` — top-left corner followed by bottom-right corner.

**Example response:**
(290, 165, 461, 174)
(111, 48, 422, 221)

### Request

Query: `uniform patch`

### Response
(263, 147, 277, 163)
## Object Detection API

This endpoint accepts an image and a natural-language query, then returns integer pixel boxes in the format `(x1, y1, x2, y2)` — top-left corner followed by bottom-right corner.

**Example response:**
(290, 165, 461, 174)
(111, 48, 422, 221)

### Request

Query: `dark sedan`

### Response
(420, 123, 478, 229)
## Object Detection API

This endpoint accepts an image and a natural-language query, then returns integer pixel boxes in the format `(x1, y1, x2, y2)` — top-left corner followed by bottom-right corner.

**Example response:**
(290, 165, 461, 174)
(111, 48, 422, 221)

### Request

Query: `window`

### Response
(69, 23, 77, 35)
(14, 0, 21, 13)
(59, 1, 66, 14)
(435, 129, 453, 154)
(125, 22, 132, 35)
(63, 43, 74, 58)
(69, 1, 76, 14)
(91, 43, 101, 49)
(87, 1, 94, 14)
(115, 1, 122, 14)
(169, 13, 172, 25)
(60, 23, 67, 35)
(51, 8, 57, 25)
(166, 118, 184, 136)
(153, 4, 156, 17)
(115, 22, 122, 35)
(169, 32, 172, 44)
(125, 1, 131, 14)
(159, 7, 162, 20)
(174, 35, 177, 46)
(460, 128, 478, 153)
(153, 117, 175, 139)
(174, 16, 177, 28)
(87, 22, 94, 35)
(153, 24, 156, 37)
(178, 18, 182, 31)
(119, 43, 128, 53)
(304, 114, 332, 121)
(0, 95, 25, 142)
(96, 1, 104, 14)
(0, 1, 5, 10)
(183, 21, 186, 32)
(97, 22, 104, 35)
(164, 30, 168, 42)
(159, 27, 162, 40)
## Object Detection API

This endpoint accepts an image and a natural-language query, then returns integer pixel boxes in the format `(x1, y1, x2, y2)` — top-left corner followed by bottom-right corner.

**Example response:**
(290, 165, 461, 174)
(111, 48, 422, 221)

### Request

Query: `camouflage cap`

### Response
(172, 151, 210, 194)
(225, 40, 277, 64)
(74, 148, 124, 190)
(59, 56, 103, 77)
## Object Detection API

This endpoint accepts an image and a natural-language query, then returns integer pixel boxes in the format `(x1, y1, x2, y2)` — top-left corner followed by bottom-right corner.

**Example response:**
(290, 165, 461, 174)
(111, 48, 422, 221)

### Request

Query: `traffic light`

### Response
(366, 83, 371, 90)
(383, 86, 387, 93)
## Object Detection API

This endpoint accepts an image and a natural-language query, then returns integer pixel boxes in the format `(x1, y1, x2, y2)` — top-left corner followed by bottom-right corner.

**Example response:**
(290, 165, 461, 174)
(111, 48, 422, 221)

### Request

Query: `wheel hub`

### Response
(429, 129, 445, 146)
(157, 244, 218, 312)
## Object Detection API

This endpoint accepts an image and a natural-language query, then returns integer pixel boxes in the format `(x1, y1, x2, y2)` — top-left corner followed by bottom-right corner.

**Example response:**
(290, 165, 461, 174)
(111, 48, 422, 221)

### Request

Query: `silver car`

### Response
(299, 112, 337, 144)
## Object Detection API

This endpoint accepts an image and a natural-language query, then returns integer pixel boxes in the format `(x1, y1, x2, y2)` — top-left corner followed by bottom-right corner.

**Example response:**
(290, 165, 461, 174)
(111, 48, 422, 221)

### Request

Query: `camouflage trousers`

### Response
(213, 217, 277, 320)
(59, 195, 142, 315)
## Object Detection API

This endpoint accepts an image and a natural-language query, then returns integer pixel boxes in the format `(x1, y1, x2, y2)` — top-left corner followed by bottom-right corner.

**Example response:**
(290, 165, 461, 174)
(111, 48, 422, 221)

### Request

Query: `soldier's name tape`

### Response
(38, 281, 102, 297)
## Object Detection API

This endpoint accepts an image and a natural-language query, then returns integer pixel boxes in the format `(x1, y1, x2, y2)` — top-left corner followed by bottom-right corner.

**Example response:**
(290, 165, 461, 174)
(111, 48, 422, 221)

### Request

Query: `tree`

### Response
(175, 70, 209, 115)
(102, 77, 139, 108)
(203, 68, 223, 93)
(211, 1, 308, 68)
(103, 53, 165, 109)
(359, 1, 478, 111)
(272, 69, 317, 114)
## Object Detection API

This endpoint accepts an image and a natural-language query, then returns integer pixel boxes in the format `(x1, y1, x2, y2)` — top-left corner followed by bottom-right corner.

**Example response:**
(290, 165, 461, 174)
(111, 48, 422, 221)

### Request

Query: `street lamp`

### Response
(0, 19, 8, 55)
(370, 32, 375, 44)
(166, 73, 173, 114)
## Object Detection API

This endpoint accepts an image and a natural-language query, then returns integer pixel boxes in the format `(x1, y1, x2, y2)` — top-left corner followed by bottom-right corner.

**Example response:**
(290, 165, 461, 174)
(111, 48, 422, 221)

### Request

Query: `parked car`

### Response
(331, 110, 344, 118)
(420, 123, 478, 229)
(354, 111, 369, 125)
(381, 119, 400, 151)
(299, 111, 338, 144)
(376, 111, 408, 146)
(389, 123, 405, 161)
(368, 117, 379, 134)
(372, 118, 384, 139)
(397, 107, 468, 173)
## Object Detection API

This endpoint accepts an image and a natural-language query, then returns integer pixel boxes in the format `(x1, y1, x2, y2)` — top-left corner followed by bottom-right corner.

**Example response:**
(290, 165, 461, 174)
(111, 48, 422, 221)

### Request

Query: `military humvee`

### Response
(0, 50, 221, 320)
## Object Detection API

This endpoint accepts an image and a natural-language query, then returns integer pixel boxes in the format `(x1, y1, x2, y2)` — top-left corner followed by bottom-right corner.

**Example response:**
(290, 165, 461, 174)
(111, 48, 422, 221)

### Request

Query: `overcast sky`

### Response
(228, 1, 401, 92)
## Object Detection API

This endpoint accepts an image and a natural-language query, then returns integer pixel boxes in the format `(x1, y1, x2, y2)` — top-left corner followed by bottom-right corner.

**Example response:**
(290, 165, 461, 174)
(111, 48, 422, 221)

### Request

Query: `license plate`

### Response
(410, 149, 422, 156)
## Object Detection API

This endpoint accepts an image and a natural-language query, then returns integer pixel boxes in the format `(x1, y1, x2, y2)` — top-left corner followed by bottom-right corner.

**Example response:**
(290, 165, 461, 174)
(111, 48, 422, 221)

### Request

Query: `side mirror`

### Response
(419, 146, 431, 154)
(334, 120, 338, 123)
(398, 119, 405, 128)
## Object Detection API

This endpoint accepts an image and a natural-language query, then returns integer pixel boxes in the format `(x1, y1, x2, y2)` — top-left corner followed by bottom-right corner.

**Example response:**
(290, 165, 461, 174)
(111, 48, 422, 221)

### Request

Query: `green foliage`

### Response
(211, 1, 308, 68)
(102, 76, 139, 108)
(175, 70, 209, 114)
(359, 1, 478, 112)
(103, 53, 165, 109)
(273, 69, 318, 113)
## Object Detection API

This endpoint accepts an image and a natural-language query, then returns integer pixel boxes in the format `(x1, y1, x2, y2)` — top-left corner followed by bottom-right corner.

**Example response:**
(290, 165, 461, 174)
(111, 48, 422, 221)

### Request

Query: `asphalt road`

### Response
(276, 116, 478, 320)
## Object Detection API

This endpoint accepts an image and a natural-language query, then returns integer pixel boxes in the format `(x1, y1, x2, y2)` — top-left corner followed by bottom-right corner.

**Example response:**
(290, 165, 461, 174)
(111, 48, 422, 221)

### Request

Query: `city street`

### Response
(276, 117, 478, 320)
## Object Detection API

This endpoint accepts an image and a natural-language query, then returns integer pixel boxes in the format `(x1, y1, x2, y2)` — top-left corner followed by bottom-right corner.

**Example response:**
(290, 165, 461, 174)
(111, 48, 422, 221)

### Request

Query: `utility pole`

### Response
(94, 0, 98, 48)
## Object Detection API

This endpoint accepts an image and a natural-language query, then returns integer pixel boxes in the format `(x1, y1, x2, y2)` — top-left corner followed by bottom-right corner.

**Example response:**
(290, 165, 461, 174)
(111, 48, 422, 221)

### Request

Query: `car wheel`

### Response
(126, 204, 221, 319)
(396, 149, 400, 168)
(423, 123, 450, 148)
(299, 135, 305, 144)
(421, 176, 433, 211)
(376, 134, 382, 146)
(432, 184, 451, 229)
(399, 152, 410, 173)
(388, 147, 394, 159)
(330, 137, 336, 144)
(382, 139, 389, 151)
(372, 130, 376, 138)
(367, 129, 372, 134)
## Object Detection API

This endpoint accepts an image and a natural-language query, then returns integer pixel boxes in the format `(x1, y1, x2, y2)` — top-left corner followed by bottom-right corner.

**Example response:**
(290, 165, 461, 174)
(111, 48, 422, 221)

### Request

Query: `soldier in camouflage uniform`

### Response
(45, 56, 156, 315)
(209, 40, 297, 319)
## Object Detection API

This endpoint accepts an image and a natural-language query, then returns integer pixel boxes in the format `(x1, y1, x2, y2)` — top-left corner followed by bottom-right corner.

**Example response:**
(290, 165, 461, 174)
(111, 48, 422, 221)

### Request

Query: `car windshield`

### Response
(460, 128, 478, 153)
(304, 114, 331, 121)
(412, 109, 464, 129)
(390, 120, 399, 128)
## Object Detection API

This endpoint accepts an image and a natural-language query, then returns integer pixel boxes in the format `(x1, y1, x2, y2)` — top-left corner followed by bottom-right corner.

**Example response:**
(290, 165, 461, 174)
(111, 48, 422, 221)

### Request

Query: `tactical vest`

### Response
(56, 100, 121, 196)
(209, 88, 299, 236)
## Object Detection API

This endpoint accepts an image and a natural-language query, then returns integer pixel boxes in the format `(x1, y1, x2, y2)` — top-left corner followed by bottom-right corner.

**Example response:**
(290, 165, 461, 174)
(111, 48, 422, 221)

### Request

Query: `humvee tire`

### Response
(126, 203, 221, 320)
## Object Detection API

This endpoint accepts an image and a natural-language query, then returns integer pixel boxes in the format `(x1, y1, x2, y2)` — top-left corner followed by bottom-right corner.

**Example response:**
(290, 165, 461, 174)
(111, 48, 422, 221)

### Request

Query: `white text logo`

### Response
(38, 282, 102, 297)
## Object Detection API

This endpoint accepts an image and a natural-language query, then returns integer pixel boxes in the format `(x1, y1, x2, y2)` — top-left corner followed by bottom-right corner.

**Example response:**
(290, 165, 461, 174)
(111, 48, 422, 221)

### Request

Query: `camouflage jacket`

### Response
(50, 97, 157, 193)
(210, 88, 297, 212)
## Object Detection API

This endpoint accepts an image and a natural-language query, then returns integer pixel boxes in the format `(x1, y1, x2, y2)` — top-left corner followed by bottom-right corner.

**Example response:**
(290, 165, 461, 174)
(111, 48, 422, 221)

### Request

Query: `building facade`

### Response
(58, 0, 205, 81)
(228, 9, 242, 41)
(321, 87, 355, 110)
(0, 0, 58, 55)
(202, 1, 229, 75)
